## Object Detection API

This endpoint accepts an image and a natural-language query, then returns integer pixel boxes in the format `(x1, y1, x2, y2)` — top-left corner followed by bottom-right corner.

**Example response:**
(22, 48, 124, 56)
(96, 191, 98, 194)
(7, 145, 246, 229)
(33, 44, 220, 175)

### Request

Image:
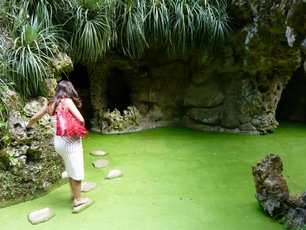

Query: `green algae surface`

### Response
(2, 122, 306, 230)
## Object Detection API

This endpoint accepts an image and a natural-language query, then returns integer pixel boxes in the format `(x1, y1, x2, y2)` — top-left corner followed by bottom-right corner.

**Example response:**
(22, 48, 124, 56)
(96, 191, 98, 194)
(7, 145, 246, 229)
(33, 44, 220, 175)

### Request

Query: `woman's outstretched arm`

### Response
(27, 106, 48, 128)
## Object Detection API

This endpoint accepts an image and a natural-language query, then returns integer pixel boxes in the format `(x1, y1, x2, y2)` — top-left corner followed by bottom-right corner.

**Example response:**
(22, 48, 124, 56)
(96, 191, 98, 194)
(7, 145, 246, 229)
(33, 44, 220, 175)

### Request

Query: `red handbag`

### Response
(56, 109, 88, 138)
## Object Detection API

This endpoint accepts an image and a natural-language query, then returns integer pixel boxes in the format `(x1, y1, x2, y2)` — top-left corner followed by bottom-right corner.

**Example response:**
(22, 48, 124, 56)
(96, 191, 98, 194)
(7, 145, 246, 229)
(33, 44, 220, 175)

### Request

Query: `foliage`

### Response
(0, 0, 231, 99)
(168, 0, 231, 54)
(55, 0, 231, 60)
(0, 46, 12, 134)
(112, 0, 231, 57)
(0, 0, 66, 99)
(0, 61, 10, 120)
(70, 0, 112, 63)
(146, 0, 170, 45)
(115, 0, 148, 58)
(7, 16, 62, 99)
(0, 4, 11, 120)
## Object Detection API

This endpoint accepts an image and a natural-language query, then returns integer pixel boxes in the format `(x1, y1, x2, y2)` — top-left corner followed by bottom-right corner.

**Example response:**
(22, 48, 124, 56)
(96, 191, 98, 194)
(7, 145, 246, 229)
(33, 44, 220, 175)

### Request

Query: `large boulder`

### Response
(252, 154, 289, 217)
(252, 154, 306, 229)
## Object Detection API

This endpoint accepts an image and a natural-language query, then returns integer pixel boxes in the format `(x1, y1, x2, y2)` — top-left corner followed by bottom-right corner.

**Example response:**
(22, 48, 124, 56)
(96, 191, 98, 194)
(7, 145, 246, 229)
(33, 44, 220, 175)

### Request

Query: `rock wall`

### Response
(0, 95, 64, 207)
(86, 0, 305, 134)
(0, 50, 71, 207)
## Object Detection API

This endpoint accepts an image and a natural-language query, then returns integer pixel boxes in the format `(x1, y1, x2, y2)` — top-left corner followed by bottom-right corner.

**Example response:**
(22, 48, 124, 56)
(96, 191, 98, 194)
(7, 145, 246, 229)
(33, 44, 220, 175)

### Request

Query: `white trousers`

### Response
(54, 136, 84, 181)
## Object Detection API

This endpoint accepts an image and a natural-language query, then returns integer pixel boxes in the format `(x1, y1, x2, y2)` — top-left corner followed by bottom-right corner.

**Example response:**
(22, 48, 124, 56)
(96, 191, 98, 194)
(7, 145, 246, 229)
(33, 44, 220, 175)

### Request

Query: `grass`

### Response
(1, 121, 305, 229)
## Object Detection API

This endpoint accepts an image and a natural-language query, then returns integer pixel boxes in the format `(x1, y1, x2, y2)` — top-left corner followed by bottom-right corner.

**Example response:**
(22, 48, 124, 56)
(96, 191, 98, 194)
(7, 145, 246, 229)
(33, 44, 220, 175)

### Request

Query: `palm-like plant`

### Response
(166, 0, 230, 54)
(71, 0, 112, 63)
(0, 1, 15, 124)
(47, 0, 231, 60)
(115, 0, 148, 58)
(167, 0, 192, 54)
(1, 0, 232, 100)
(7, 16, 62, 99)
(145, 0, 170, 45)
(0, 0, 67, 99)
(198, 0, 231, 50)
(115, 0, 231, 57)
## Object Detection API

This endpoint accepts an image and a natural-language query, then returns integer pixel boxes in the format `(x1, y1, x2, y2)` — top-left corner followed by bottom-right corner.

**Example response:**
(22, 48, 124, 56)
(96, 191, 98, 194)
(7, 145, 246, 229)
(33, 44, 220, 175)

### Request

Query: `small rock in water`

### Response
(81, 182, 97, 192)
(105, 169, 123, 179)
(90, 150, 108, 156)
(61, 171, 68, 179)
(28, 207, 55, 225)
(92, 159, 109, 168)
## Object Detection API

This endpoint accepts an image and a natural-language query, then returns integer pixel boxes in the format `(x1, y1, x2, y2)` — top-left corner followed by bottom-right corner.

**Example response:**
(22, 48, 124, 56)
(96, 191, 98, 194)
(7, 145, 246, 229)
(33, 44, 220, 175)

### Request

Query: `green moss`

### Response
(2, 121, 306, 229)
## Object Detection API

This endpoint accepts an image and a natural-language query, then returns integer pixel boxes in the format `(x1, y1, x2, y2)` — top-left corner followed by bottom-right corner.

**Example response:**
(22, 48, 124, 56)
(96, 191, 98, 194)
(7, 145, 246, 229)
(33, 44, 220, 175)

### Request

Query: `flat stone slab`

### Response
(90, 150, 108, 156)
(105, 169, 123, 179)
(81, 182, 97, 192)
(61, 171, 68, 179)
(28, 207, 55, 225)
(92, 159, 109, 169)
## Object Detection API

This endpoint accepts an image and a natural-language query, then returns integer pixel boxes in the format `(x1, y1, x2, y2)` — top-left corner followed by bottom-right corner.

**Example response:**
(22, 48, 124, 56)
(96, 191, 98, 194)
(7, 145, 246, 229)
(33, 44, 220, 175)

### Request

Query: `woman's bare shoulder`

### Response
(64, 98, 77, 109)
(64, 98, 74, 105)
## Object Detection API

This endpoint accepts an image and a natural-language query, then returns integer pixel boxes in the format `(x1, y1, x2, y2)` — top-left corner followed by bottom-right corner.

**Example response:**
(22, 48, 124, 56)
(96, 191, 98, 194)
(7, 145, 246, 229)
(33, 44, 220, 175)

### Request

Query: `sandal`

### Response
(72, 198, 94, 214)
(73, 197, 90, 207)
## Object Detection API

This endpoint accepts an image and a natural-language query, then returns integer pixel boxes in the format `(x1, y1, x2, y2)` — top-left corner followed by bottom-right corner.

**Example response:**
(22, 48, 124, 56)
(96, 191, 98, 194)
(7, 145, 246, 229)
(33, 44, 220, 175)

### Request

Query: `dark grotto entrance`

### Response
(66, 64, 94, 129)
(276, 66, 306, 123)
(106, 68, 131, 113)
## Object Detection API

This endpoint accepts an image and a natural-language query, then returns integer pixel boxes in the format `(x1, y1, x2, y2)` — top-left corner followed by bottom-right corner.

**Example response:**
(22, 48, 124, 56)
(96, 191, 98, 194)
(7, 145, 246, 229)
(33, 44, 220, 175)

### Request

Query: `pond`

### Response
(2, 121, 305, 229)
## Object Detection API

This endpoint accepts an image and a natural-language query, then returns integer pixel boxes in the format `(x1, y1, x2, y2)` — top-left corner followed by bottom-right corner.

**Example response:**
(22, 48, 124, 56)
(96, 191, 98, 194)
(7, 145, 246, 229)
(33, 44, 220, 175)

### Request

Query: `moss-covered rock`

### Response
(0, 96, 64, 208)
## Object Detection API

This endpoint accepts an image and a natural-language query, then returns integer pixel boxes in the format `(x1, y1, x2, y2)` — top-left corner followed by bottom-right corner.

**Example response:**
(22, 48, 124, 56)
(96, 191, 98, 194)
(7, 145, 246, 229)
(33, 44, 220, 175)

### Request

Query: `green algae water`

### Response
(2, 121, 306, 230)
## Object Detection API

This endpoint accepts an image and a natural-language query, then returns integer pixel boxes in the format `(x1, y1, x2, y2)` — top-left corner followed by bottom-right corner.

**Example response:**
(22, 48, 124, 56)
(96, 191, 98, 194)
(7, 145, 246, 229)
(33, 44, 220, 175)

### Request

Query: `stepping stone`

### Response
(105, 169, 123, 179)
(72, 199, 94, 214)
(92, 159, 109, 169)
(81, 182, 97, 192)
(90, 150, 108, 156)
(61, 171, 68, 179)
(28, 207, 55, 225)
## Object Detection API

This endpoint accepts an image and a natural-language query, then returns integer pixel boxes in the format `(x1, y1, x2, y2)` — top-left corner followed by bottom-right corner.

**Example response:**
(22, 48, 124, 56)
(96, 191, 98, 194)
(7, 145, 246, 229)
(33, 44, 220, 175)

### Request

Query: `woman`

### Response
(27, 80, 93, 212)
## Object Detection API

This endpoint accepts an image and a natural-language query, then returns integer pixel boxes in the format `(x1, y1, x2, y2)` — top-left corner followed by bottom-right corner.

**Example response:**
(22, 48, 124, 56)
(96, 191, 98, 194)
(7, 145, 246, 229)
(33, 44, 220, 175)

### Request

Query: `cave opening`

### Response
(276, 66, 306, 123)
(107, 68, 131, 114)
(65, 64, 94, 129)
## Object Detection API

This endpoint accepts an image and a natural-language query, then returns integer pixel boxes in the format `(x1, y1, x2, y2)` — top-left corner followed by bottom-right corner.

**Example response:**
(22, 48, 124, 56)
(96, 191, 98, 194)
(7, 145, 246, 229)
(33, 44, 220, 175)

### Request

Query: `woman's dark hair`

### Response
(49, 80, 82, 113)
